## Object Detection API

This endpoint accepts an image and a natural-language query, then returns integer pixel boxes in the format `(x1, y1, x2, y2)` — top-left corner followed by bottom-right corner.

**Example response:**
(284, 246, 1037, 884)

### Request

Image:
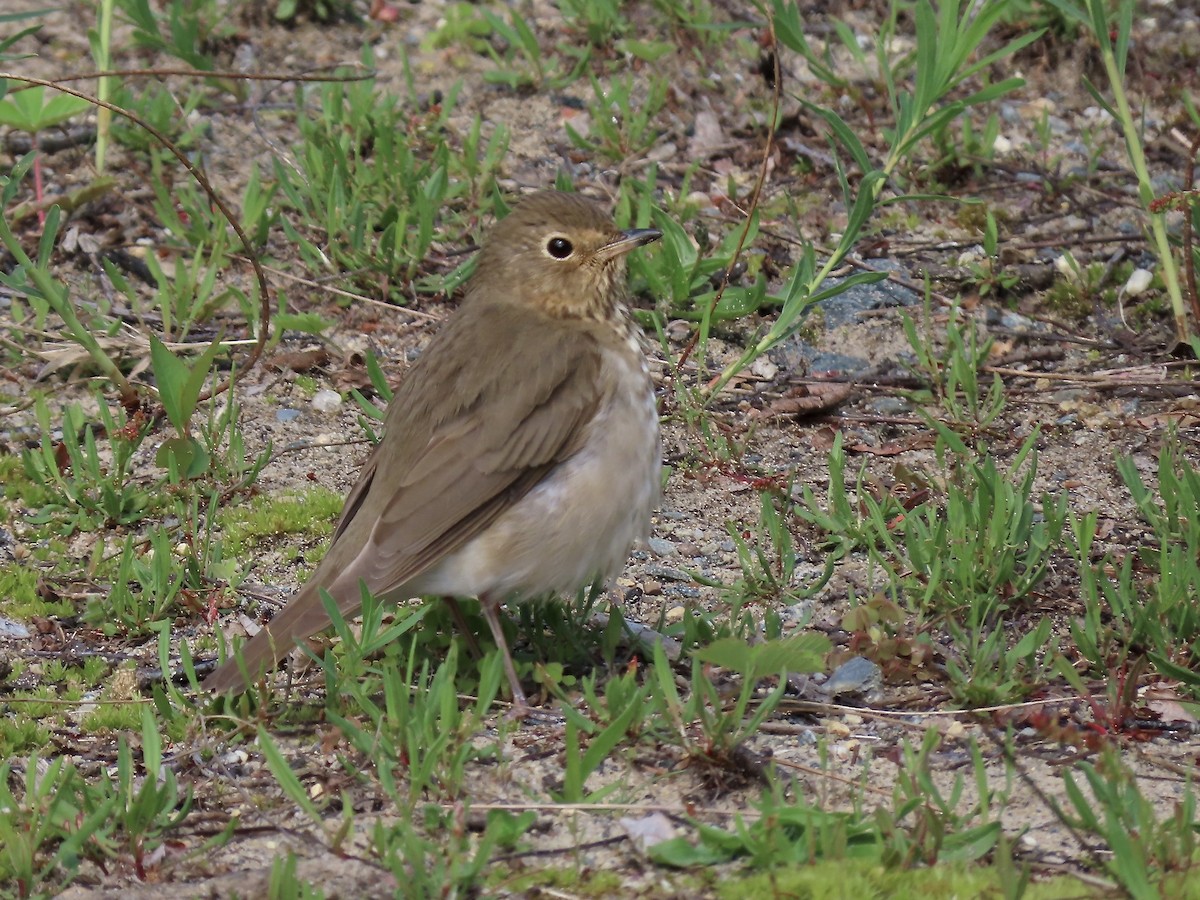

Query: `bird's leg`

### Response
(479, 593, 530, 717)
(442, 596, 484, 660)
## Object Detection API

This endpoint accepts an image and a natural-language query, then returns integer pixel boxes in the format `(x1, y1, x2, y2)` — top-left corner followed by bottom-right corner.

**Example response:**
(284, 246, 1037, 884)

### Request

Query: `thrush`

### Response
(204, 191, 663, 711)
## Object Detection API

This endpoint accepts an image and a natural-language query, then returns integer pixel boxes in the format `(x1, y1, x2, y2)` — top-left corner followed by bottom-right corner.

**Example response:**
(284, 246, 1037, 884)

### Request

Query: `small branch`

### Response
(1184, 133, 1200, 328)
(676, 19, 781, 373)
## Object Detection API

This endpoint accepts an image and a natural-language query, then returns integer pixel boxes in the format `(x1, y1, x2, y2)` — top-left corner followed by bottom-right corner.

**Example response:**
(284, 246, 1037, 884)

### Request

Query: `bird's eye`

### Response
(546, 237, 574, 259)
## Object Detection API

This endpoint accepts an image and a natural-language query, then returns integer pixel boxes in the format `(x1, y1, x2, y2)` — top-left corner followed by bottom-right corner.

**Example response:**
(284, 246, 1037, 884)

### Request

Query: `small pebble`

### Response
(780, 602, 813, 626)
(665, 320, 691, 342)
(750, 357, 778, 380)
(0, 617, 31, 639)
(997, 309, 1035, 330)
(864, 396, 912, 416)
(276, 408, 302, 423)
(647, 538, 676, 557)
(664, 605, 685, 623)
(645, 564, 690, 582)
(956, 246, 985, 266)
(642, 579, 662, 596)
(217, 749, 249, 766)
(311, 389, 343, 412)
(823, 720, 851, 738)
(821, 656, 882, 698)
(1122, 268, 1153, 297)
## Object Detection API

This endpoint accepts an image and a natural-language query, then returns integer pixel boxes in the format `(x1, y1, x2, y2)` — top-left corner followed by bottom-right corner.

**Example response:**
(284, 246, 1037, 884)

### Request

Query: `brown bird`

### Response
(204, 191, 662, 711)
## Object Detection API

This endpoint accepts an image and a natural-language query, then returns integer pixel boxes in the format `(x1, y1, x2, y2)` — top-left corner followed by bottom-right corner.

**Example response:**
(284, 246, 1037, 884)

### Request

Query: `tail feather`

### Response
(203, 583, 342, 693)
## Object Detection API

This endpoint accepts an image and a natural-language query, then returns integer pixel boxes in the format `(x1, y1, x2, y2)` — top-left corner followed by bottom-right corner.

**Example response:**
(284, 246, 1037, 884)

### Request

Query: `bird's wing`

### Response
(349, 306, 603, 591)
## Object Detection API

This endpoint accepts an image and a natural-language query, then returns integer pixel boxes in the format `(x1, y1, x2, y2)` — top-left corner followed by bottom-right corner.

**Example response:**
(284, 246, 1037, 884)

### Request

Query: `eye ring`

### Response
(546, 236, 574, 259)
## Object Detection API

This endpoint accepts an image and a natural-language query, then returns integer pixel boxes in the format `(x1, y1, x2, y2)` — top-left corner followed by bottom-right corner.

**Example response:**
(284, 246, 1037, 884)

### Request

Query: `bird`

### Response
(204, 191, 663, 713)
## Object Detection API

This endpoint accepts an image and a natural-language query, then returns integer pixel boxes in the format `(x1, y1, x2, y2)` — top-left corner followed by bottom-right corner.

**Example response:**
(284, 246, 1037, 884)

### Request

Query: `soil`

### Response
(2, 0, 1200, 896)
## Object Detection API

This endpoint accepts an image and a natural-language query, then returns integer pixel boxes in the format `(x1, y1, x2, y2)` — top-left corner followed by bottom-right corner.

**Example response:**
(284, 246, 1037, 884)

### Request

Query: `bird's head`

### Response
(468, 191, 661, 320)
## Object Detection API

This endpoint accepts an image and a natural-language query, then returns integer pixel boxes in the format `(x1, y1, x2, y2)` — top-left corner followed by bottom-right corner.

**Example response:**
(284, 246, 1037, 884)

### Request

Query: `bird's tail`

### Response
(202, 583, 340, 693)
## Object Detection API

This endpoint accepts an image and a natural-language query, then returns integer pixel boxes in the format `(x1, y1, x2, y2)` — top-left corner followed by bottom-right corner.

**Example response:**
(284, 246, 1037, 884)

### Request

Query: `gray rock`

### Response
(311, 389, 342, 413)
(647, 538, 677, 557)
(0, 617, 31, 639)
(644, 564, 692, 582)
(820, 656, 882, 698)
(864, 396, 913, 416)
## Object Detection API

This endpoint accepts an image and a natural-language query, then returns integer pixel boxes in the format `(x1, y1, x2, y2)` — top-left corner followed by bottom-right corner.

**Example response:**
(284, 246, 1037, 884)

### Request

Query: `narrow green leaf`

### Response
(257, 727, 325, 824)
(179, 337, 226, 426)
(149, 334, 189, 431)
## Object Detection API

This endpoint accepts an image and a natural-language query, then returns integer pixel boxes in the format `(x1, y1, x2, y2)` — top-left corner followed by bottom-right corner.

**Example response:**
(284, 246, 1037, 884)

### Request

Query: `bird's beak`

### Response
(597, 227, 662, 262)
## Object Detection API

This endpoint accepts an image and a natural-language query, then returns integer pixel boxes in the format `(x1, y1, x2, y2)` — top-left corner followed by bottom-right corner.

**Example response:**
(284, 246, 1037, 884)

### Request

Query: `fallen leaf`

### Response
(1136, 412, 1200, 429)
(749, 383, 853, 419)
(809, 425, 838, 451)
(268, 347, 330, 373)
(1143, 685, 1197, 725)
